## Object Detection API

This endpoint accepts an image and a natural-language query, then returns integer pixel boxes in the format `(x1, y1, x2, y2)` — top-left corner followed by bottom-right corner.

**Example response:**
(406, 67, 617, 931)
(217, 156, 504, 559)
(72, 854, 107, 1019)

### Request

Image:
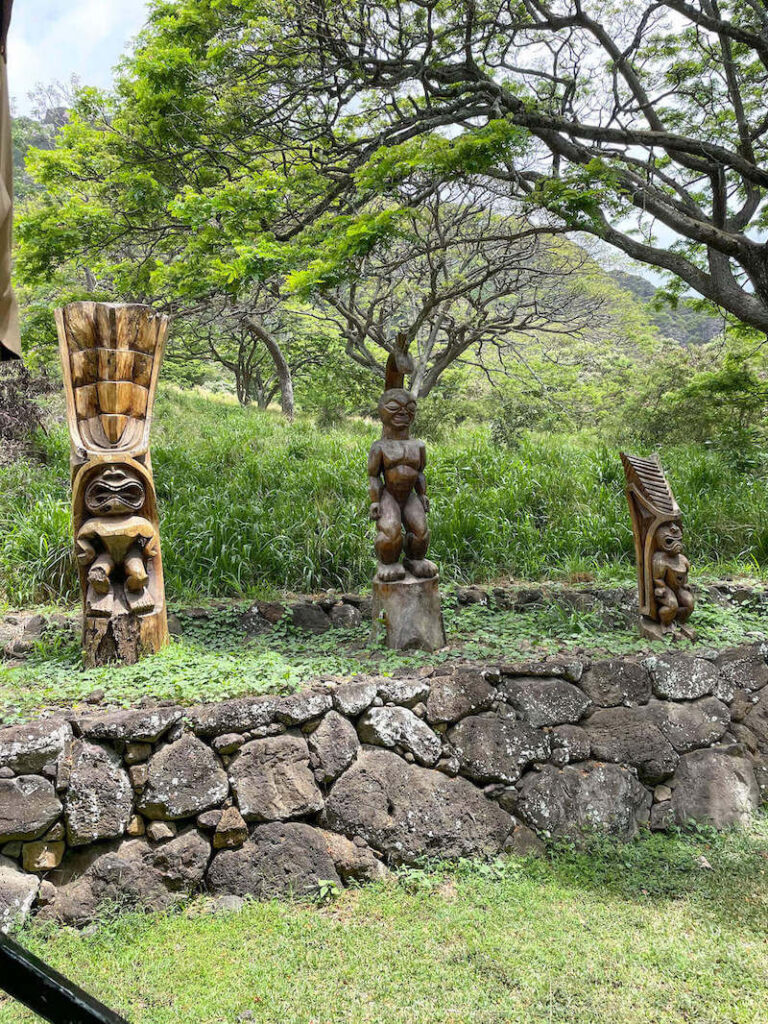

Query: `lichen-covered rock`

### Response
(744, 688, 768, 752)
(322, 748, 513, 864)
(578, 660, 651, 707)
(669, 749, 760, 828)
(307, 711, 359, 782)
(714, 645, 768, 693)
(426, 669, 496, 724)
(39, 832, 210, 926)
(583, 707, 678, 784)
(138, 735, 229, 820)
(646, 697, 730, 753)
(549, 725, 591, 767)
(76, 706, 182, 743)
(187, 696, 277, 737)
(501, 658, 584, 683)
(0, 719, 72, 775)
(0, 776, 62, 842)
(65, 741, 133, 846)
(332, 679, 376, 718)
(376, 677, 430, 707)
(357, 707, 441, 766)
(274, 691, 333, 726)
(0, 855, 40, 932)
(501, 677, 591, 728)
(516, 762, 651, 841)
(329, 604, 362, 629)
(207, 822, 340, 897)
(644, 654, 718, 701)
(228, 734, 323, 821)
(447, 711, 550, 784)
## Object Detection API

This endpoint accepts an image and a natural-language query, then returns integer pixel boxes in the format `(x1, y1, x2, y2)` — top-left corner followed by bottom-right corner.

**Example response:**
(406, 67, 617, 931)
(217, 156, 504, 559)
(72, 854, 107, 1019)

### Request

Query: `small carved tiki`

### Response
(56, 302, 169, 665)
(621, 453, 695, 640)
(368, 341, 438, 583)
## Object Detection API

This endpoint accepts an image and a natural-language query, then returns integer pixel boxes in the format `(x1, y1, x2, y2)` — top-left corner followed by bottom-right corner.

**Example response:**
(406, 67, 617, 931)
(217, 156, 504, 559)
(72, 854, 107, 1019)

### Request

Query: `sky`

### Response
(7, 0, 150, 113)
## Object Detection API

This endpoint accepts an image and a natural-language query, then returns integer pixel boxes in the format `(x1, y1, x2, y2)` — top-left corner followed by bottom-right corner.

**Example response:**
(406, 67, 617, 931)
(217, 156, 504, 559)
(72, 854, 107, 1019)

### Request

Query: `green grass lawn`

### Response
(3, 820, 767, 1024)
(2, 592, 767, 725)
(3, 387, 768, 608)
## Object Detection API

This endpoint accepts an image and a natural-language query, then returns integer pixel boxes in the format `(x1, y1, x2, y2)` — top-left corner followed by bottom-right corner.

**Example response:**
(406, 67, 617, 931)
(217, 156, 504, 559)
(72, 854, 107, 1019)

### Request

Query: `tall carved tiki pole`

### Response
(56, 302, 169, 666)
(368, 337, 445, 651)
(620, 453, 695, 642)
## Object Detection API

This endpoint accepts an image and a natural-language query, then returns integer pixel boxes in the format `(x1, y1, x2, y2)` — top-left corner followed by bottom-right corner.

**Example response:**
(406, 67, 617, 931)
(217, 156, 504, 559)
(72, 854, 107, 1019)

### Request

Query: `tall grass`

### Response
(1, 388, 766, 604)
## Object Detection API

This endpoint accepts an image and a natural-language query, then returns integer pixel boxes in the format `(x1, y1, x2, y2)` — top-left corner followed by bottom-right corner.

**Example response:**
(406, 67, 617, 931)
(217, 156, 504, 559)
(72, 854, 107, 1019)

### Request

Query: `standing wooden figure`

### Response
(621, 453, 695, 641)
(56, 302, 169, 666)
(369, 339, 445, 651)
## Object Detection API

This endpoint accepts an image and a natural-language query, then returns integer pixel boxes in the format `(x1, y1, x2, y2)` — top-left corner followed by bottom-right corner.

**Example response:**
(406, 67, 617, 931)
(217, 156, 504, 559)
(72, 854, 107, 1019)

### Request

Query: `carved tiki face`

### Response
(378, 388, 417, 432)
(656, 521, 684, 556)
(84, 466, 146, 517)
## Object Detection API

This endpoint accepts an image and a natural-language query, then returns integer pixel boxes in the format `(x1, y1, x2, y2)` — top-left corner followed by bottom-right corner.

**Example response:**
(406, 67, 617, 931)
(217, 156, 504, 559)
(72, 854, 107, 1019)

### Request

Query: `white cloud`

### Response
(6, 0, 150, 113)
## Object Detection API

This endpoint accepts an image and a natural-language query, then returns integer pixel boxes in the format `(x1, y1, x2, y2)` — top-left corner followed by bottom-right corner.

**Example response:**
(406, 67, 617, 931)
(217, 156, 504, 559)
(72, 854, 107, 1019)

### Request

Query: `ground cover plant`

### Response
(2, 388, 768, 610)
(2, 590, 766, 726)
(1, 817, 766, 1024)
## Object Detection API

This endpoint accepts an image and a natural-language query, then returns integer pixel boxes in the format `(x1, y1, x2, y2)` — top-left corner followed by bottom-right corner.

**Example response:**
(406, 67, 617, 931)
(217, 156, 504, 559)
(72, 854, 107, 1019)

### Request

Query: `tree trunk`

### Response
(247, 319, 294, 419)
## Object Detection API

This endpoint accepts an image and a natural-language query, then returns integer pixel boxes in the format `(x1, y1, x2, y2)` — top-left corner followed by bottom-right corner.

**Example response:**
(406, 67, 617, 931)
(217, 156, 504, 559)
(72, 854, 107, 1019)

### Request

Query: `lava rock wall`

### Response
(1, 644, 766, 928)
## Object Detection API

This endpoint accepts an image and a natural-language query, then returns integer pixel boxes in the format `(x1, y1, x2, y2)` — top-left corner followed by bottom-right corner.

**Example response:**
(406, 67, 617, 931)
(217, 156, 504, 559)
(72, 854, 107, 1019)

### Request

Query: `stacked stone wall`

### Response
(1, 644, 767, 928)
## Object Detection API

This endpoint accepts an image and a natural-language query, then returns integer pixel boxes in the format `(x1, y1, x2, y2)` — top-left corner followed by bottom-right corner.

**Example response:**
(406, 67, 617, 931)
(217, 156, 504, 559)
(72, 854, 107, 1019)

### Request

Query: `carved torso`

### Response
(372, 439, 425, 503)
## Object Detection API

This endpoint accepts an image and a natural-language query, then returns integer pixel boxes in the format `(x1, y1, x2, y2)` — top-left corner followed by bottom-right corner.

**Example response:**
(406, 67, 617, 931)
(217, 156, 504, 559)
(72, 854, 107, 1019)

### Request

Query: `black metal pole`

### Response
(0, 931, 129, 1024)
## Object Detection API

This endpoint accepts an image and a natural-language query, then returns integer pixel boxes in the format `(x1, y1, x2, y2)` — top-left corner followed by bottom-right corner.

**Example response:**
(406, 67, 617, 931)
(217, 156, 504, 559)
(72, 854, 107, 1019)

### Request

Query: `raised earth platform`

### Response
(1, 642, 767, 929)
(371, 572, 446, 651)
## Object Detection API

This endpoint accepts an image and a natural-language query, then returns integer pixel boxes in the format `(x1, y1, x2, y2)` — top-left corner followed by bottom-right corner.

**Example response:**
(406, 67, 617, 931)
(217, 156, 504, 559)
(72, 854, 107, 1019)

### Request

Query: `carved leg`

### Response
(375, 491, 406, 582)
(676, 587, 694, 624)
(403, 494, 438, 579)
(656, 587, 679, 626)
(87, 550, 115, 595)
(124, 543, 149, 592)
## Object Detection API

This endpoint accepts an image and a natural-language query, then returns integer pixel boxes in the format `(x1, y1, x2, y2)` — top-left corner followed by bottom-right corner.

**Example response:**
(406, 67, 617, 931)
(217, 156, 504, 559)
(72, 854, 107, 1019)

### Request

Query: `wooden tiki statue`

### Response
(620, 453, 695, 640)
(368, 335, 438, 583)
(56, 302, 169, 665)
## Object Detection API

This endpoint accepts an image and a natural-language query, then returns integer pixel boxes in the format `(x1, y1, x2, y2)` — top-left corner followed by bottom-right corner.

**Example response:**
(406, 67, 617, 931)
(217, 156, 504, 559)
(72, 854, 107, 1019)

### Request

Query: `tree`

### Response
(301, 184, 602, 395)
(261, 0, 768, 334)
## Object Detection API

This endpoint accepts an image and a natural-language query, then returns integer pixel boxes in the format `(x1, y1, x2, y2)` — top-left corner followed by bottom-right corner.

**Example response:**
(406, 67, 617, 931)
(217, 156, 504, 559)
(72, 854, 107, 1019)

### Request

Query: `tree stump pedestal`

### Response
(371, 573, 446, 652)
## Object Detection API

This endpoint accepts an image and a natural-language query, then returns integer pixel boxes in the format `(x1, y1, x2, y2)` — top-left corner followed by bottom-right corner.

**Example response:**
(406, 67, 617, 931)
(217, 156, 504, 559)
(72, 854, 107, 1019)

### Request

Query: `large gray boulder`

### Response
(745, 688, 768, 752)
(669, 749, 760, 828)
(714, 645, 768, 693)
(228, 734, 323, 821)
(426, 668, 496, 724)
(76, 706, 182, 743)
(0, 856, 40, 932)
(322, 747, 513, 864)
(578, 660, 651, 707)
(447, 711, 550, 784)
(0, 776, 62, 842)
(65, 741, 133, 846)
(646, 698, 730, 754)
(0, 719, 72, 775)
(333, 679, 377, 717)
(138, 735, 229, 820)
(583, 706, 678, 784)
(516, 761, 651, 841)
(307, 711, 359, 782)
(207, 822, 340, 898)
(39, 831, 211, 926)
(644, 654, 718, 701)
(357, 707, 441, 766)
(187, 696, 277, 738)
(376, 677, 430, 707)
(274, 691, 334, 726)
(501, 677, 591, 727)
